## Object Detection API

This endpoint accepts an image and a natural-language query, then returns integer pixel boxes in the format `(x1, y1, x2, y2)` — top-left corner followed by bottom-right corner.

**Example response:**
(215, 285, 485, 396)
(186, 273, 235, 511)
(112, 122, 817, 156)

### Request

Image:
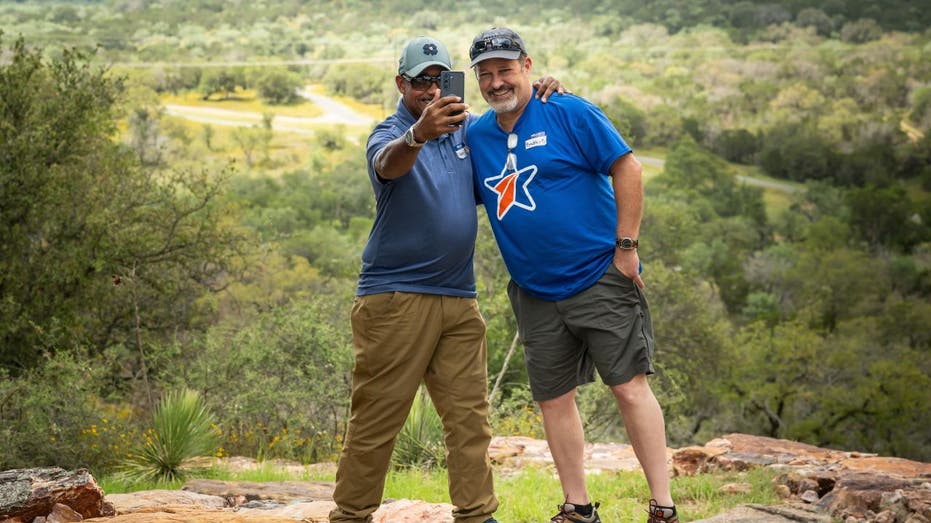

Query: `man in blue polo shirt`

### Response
(329, 35, 564, 523)
(466, 27, 679, 523)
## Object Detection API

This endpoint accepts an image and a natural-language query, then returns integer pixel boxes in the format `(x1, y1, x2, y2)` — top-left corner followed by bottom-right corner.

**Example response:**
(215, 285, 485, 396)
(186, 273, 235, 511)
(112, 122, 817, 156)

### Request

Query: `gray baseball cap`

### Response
(398, 36, 451, 77)
(469, 27, 526, 67)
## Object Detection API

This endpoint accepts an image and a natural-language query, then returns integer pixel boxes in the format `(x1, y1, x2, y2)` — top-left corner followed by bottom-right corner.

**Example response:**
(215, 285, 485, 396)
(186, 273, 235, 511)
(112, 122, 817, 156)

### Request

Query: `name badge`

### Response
(525, 132, 547, 149)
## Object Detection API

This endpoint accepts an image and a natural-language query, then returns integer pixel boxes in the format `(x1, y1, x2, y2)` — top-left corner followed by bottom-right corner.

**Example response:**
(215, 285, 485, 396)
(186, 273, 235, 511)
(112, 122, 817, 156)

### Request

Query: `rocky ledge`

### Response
(1, 433, 929, 523)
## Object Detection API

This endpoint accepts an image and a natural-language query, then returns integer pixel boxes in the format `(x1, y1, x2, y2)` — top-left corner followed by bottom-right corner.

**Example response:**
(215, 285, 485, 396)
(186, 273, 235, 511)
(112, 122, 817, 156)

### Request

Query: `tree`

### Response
(840, 18, 883, 43)
(256, 68, 303, 105)
(712, 128, 759, 164)
(846, 185, 928, 252)
(908, 86, 931, 132)
(656, 139, 767, 228)
(177, 299, 353, 462)
(796, 8, 834, 36)
(322, 63, 390, 105)
(0, 37, 247, 377)
(198, 68, 241, 100)
(760, 122, 837, 182)
(128, 105, 166, 165)
(602, 96, 648, 145)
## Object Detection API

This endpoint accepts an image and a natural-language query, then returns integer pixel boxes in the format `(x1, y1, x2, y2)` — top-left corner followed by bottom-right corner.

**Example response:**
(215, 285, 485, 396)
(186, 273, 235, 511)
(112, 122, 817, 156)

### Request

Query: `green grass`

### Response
(101, 459, 780, 522)
(100, 460, 334, 493)
(382, 464, 780, 522)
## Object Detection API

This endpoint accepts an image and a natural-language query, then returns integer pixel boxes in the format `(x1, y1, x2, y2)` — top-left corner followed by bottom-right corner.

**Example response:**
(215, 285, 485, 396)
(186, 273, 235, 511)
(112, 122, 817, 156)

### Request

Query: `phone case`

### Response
(441, 71, 465, 104)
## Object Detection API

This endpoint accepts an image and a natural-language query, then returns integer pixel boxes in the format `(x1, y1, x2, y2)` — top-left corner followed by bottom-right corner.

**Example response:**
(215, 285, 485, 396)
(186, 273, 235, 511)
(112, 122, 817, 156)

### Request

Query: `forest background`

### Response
(1, 0, 929, 479)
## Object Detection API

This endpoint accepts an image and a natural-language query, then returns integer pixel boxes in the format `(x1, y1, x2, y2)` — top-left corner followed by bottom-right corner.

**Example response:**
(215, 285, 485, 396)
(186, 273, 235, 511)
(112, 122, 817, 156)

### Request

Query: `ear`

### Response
(395, 75, 406, 94)
(523, 55, 533, 73)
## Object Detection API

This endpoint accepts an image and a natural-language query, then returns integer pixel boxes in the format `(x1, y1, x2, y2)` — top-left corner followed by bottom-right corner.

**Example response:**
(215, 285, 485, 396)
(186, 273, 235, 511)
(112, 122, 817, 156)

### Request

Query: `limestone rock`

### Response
(0, 468, 107, 521)
(690, 503, 831, 522)
(237, 500, 334, 521)
(671, 445, 727, 476)
(372, 499, 454, 523)
(46, 503, 82, 523)
(817, 472, 931, 521)
(719, 482, 753, 494)
(679, 433, 931, 522)
(105, 490, 227, 513)
(182, 479, 334, 503)
(488, 436, 673, 474)
(83, 505, 298, 522)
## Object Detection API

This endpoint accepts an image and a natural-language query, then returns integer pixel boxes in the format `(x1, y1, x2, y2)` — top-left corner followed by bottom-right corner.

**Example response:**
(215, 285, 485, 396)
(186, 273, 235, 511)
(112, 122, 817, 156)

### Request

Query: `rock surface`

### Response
(673, 433, 931, 522)
(182, 479, 334, 503)
(3, 434, 930, 522)
(690, 503, 832, 522)
(0, 468, 110, 522)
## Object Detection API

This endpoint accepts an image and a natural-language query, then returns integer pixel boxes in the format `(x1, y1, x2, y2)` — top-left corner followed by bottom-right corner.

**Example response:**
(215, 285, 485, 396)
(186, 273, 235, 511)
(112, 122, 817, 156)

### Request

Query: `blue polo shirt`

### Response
(357, 100, 479, 297)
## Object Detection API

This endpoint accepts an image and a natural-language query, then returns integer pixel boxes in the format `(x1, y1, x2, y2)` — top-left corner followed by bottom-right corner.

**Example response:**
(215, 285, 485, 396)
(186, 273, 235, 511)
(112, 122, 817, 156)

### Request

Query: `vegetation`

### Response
(0, 0, 928, 491)
(121, 390, 217, 484)
(391, 386, 447, 469)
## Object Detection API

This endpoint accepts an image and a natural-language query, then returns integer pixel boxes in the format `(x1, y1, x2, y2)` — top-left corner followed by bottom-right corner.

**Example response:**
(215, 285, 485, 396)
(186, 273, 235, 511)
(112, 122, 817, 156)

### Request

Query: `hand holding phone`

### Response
(440, 70, 465, 116)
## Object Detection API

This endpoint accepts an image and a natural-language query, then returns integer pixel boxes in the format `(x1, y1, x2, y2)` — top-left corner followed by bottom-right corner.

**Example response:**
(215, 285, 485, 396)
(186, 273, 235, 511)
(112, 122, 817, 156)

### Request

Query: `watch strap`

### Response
(616, 237, 639, 250)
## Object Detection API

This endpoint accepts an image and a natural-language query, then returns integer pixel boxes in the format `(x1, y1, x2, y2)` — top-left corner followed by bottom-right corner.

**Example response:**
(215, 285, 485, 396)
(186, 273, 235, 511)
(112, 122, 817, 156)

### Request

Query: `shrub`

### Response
(391, 386, 446, 469)
(121, 389, 217, 484)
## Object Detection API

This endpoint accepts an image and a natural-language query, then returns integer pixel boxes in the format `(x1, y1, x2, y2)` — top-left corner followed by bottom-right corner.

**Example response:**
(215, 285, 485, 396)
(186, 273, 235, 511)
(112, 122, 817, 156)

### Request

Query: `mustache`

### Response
(488, 86, 513, 96)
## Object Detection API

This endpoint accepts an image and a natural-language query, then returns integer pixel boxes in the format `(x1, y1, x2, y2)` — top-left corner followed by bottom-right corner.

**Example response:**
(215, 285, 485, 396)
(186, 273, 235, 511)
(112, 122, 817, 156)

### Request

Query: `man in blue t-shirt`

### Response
(467, 27, 678, 523)
(330, 35, 564, 523)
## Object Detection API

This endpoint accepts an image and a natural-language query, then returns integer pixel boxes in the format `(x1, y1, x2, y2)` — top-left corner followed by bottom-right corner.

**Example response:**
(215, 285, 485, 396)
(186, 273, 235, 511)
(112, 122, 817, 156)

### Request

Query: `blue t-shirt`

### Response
(357, 101, 479, 297)
(468, 91, 632, 301)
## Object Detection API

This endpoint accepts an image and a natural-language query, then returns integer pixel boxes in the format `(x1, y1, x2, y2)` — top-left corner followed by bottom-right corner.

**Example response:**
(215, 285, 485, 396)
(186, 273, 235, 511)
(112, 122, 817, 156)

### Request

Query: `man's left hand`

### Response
(532, 76, 571, 103)
(614, 249, 644, 289)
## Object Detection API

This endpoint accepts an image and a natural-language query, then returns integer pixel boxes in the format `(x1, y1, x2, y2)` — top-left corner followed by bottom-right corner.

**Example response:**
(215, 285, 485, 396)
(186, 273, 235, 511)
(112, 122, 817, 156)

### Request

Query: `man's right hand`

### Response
(413, 92, 469, 140)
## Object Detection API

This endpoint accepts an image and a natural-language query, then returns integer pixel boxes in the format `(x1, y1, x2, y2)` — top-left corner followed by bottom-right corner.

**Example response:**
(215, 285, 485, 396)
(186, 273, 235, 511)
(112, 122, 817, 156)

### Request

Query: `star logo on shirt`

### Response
(484, 163, 538, 220)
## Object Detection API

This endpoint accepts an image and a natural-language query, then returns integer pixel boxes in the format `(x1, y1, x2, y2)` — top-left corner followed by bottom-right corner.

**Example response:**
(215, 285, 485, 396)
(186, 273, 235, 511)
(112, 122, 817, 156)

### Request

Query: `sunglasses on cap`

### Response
(402, 74, 442, 90)
(469, 36, 524, 60)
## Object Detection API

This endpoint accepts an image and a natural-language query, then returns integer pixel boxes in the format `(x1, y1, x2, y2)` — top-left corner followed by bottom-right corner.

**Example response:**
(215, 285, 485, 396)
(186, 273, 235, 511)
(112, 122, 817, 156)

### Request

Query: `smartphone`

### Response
(441, 70, 465, 116)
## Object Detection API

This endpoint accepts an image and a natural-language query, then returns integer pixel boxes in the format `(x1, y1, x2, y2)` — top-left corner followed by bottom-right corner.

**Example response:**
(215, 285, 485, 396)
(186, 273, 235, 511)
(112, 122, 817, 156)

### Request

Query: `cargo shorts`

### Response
(507, 263, 656, 402)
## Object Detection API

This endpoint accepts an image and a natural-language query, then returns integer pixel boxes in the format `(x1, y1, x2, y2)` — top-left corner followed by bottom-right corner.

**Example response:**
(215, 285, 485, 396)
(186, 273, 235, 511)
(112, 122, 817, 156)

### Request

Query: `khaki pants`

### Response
(329, 292, 498, 523)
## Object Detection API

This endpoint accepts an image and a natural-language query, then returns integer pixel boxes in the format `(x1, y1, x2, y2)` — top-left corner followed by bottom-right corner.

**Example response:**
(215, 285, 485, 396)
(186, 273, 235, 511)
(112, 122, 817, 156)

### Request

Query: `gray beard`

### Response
(489, 92, 519, 113)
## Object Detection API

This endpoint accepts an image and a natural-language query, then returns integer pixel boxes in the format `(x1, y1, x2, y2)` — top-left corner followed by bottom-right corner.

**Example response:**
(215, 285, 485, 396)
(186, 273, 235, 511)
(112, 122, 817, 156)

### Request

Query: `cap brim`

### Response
(469, 50, 521, 67)
(403, 60, 451, 77)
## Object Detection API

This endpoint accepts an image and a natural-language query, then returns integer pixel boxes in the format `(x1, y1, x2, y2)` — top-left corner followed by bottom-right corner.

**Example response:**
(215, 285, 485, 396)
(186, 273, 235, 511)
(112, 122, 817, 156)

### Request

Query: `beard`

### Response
(487, 87, 519, 113)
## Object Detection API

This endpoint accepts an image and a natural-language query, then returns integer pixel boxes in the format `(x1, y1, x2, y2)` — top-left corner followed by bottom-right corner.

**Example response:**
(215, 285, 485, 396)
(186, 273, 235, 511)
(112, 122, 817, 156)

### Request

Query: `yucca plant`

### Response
(122, 389, 218, 484)
(391, 385, 446, 469)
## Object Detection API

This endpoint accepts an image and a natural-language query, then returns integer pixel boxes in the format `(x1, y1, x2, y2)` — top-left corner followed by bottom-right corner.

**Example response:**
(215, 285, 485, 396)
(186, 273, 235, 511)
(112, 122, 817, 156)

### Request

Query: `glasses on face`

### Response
(403, 74, 442, 90)
(470, 36, 524, 60)
(505, 133, 518, 172)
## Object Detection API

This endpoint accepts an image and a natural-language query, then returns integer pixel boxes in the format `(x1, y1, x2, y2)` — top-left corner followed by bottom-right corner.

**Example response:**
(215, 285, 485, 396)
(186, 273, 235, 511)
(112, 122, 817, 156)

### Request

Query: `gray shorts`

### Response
(507, 263, 656, 402)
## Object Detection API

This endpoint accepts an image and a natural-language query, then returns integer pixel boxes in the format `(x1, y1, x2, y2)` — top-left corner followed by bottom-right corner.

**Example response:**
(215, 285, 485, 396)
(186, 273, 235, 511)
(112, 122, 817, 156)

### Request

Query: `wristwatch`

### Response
(403, 126, 425, 148)
(616, 237, 639, 250)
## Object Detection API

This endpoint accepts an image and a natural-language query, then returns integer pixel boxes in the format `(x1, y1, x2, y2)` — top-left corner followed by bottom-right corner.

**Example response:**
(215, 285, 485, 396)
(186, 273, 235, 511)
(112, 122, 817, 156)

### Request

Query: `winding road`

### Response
(638, 156, 798, 192)
(162, 86, 375, 135)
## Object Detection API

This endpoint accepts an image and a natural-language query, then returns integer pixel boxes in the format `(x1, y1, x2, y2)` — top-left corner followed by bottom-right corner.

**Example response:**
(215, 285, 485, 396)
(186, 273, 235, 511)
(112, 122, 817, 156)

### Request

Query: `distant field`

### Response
(161, 89, 325, 118)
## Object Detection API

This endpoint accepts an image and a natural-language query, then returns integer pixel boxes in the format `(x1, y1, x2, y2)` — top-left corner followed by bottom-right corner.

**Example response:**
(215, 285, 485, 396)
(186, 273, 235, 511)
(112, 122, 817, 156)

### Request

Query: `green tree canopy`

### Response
(0, 37, 247, 376)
